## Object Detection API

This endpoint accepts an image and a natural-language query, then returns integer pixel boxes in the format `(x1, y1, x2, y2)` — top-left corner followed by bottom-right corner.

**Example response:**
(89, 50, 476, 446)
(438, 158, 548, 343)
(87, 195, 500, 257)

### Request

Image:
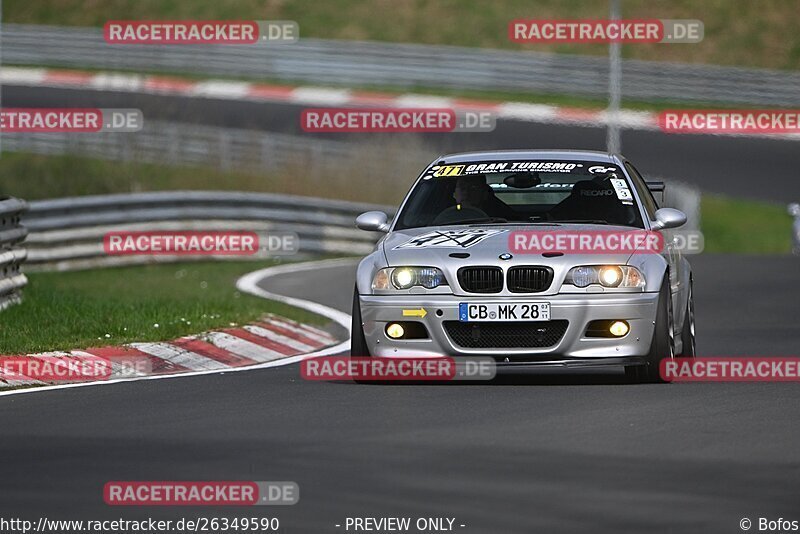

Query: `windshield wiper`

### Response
(455, 217, 507, 225)
(547, 219, 611, 225)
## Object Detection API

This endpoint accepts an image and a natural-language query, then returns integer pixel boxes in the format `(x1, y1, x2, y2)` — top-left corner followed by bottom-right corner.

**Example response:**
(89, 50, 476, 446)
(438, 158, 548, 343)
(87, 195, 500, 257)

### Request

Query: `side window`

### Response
(624, 162, 658, 220)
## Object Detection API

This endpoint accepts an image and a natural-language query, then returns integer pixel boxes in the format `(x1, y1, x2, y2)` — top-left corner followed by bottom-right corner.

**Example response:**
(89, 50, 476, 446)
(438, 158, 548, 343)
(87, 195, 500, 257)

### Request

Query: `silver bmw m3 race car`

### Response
(352, 150, 695, 382)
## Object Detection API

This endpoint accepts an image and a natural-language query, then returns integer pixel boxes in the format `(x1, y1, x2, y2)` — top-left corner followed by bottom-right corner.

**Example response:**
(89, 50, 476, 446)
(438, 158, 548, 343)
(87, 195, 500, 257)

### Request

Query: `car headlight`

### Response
(372, 267, 448, 290)
(564, 265, 645, 288)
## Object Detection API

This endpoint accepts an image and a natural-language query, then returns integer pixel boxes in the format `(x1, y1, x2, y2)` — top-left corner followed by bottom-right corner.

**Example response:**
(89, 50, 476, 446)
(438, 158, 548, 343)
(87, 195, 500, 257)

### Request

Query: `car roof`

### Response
(436, 149, 618, 164)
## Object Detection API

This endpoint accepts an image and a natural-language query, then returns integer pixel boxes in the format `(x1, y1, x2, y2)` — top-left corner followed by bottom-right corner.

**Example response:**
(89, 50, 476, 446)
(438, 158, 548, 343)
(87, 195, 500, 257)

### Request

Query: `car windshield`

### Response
(394, 160, 645, 230)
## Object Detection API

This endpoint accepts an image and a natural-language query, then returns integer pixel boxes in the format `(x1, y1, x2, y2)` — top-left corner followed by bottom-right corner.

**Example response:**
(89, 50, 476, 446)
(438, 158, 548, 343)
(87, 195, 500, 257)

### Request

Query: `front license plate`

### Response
(459, 302, 551, 322)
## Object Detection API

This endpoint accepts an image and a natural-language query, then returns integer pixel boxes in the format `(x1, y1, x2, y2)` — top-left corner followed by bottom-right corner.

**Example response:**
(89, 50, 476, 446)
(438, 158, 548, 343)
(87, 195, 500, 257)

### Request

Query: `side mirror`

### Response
(651, 208, 687, 230)
(356, 211, 390, 232)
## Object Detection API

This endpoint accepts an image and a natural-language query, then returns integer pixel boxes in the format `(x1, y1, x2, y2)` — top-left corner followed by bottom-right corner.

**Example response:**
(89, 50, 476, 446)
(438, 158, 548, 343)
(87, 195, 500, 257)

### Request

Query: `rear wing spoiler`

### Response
(646, 181, 665, 205)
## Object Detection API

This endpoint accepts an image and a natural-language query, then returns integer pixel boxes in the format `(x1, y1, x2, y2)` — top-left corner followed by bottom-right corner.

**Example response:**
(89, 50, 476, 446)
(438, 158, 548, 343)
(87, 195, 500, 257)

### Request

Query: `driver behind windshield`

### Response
(451, 174, 516, 220)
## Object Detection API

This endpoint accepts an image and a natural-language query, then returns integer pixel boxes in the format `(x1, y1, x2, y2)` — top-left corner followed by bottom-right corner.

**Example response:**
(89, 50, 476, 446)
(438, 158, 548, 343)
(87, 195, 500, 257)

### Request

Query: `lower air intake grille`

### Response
(444, 320, 569, 349)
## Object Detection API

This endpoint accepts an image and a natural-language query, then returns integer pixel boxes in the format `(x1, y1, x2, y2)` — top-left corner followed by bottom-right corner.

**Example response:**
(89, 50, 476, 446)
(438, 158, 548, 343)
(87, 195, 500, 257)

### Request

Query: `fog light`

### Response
(386, 323, 405, 339)
(609, 321, 629, 337)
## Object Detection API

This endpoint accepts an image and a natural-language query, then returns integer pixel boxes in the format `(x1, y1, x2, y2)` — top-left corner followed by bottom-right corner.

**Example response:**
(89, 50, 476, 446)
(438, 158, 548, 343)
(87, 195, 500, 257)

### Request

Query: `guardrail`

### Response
(0, 197, 29, 311)
(4, 23, 800, 106)
(24, 191, 394, 270)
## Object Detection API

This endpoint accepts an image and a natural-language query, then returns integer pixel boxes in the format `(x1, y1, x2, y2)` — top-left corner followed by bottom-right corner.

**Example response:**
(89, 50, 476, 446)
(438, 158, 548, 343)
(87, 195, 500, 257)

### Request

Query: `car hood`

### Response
(382, 224, 640, 296)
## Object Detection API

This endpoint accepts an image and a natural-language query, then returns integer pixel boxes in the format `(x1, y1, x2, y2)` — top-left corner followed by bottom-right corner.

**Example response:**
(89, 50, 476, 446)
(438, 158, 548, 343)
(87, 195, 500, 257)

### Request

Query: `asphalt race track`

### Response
(3, 79, 800, 533)
(1, 255, 799, 534)
(5, 85, 800, 202)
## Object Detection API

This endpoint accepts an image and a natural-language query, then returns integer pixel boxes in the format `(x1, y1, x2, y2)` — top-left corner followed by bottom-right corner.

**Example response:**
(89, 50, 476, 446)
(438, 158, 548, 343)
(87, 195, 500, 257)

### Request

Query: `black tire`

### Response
(677, 278, 696, 357)
(350, 286, 376, 384)
(350, 285, 370, 357)
(626, 274, 675, 383)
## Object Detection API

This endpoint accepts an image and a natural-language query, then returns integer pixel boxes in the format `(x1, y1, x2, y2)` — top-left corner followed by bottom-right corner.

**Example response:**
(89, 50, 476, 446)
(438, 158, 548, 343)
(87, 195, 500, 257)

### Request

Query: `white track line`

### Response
(0, 258, 355, 398)
(236, 258, 354, 341)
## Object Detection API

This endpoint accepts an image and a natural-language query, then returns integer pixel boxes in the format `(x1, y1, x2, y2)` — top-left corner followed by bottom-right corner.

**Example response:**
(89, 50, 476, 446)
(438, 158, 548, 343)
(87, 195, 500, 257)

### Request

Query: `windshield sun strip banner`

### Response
(422, 161, 630, 179)
(424, 161, 593, 178)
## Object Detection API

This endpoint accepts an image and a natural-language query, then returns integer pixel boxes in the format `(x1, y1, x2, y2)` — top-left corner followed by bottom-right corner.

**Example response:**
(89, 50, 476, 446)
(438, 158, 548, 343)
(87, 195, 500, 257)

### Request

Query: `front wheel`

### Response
(350, 286, 377, 384)
(350, 285, 370, 357)
(626, 274, 675, 383)
(677, 278, 696, 357)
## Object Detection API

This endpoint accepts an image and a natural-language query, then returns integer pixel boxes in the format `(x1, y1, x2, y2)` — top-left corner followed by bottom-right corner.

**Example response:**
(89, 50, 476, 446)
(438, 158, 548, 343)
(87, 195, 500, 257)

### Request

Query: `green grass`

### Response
(0, 151, 414, 205)
(0, 152, 295, 201)
(701, 195, 792, 254)
(0, 261, 330, 354)
(5, 0, 800, 70)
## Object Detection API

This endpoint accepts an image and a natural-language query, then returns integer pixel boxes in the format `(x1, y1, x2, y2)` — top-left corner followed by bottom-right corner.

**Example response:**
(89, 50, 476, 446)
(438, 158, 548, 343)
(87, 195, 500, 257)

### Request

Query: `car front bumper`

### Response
(358, 292, 659, 365)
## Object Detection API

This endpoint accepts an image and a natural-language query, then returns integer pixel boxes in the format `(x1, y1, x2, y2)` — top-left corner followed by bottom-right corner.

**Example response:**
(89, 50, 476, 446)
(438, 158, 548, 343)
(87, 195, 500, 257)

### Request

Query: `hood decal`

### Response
(392, 229, 507, 250)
